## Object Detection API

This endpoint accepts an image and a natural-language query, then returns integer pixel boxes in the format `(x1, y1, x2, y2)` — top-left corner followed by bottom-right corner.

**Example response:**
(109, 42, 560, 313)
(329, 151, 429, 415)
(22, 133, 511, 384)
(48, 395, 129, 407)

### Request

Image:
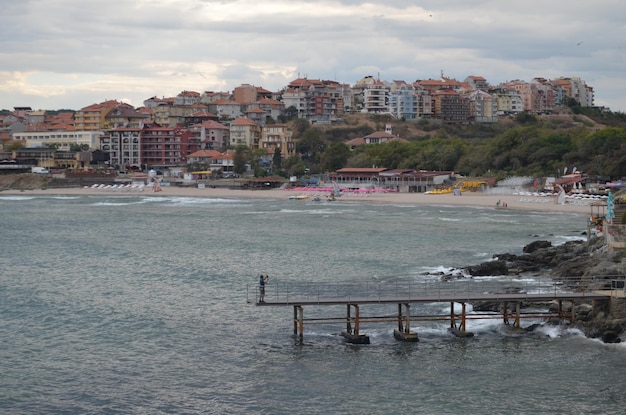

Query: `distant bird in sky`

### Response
(577, 41, 584, 46)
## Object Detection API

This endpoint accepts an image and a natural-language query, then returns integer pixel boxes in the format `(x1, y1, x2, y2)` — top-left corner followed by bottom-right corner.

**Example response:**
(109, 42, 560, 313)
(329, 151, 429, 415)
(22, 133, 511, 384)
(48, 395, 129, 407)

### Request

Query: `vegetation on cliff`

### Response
(282, 108, 626, 180)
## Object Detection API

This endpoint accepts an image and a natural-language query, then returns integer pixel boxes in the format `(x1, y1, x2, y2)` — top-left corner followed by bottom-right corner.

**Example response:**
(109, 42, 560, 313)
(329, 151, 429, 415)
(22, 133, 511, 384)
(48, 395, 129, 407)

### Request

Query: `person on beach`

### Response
(259, 274, 269, 303)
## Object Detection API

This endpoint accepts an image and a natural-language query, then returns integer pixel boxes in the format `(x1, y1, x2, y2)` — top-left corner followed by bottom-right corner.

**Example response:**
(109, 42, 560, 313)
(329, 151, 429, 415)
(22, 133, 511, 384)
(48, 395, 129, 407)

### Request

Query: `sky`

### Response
(1, 0, 625, 112)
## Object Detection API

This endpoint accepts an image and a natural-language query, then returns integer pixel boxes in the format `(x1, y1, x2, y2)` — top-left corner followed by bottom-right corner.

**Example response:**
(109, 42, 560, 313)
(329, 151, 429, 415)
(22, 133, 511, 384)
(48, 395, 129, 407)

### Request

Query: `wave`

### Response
(0, 195, 37, 201)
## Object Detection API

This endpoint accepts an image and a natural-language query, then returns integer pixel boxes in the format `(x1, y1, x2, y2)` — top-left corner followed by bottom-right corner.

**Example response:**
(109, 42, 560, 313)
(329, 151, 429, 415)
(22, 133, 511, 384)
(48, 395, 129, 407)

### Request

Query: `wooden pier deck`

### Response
(248, 276, 620, 343)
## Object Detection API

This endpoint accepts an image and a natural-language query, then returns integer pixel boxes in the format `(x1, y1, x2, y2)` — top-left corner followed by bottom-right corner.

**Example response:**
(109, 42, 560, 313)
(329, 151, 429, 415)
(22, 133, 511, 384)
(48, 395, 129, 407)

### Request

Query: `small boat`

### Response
(289, 194, 311, 200)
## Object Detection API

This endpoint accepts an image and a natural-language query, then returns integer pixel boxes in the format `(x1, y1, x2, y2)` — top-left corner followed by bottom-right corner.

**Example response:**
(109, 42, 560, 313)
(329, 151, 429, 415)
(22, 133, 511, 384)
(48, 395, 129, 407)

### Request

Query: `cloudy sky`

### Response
(1, 0, 624, 112)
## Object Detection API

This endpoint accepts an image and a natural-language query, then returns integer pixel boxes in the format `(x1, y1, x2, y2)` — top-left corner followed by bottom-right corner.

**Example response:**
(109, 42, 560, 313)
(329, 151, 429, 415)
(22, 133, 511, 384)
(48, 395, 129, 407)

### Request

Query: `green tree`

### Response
(233, 145, 249, 175)
(282, 155, 306, 177)
(297, 127, 327, 161)
(272, 147, 282, 171)
(321, 142, 351, 172)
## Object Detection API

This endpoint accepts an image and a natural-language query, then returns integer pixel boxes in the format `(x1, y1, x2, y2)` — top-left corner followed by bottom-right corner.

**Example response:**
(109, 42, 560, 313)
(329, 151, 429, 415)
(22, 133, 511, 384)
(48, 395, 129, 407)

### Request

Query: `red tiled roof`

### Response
(231, 117, 257, 126)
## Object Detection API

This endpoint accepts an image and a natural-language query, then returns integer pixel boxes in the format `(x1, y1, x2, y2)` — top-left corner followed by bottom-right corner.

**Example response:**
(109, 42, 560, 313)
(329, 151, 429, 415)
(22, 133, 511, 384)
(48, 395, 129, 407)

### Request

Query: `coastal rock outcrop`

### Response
(438, 236, 626, 343)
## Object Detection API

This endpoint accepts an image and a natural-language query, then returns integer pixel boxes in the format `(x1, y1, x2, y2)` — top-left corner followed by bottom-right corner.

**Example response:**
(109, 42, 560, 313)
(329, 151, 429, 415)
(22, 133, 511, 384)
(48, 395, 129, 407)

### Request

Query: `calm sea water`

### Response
(1, 193, 625, 414)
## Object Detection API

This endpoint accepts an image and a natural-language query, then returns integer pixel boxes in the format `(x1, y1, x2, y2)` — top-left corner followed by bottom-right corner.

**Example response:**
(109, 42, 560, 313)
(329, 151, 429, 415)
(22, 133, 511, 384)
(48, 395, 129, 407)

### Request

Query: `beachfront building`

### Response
(12, 130, 105, 150)
(102, 124, 198, 170)
(328, 167, 454, 193)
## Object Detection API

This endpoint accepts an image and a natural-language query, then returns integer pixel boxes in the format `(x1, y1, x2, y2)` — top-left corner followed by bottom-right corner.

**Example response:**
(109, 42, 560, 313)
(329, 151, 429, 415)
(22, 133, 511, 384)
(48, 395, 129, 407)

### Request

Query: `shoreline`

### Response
(0, 185, 599, 215)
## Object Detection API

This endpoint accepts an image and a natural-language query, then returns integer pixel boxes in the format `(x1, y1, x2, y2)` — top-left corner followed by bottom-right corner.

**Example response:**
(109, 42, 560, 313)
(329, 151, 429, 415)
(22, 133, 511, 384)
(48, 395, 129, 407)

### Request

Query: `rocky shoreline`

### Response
(431, 236, 626, 343)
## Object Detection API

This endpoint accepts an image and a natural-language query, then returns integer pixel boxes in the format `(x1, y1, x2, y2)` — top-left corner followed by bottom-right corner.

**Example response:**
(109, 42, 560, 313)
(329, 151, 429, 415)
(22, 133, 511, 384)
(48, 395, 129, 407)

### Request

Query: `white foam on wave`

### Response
(163, 197, 245, 206)
(0, 195, 36, 201)
(553, 234, 586, 245)
(279, 208, 345, 215)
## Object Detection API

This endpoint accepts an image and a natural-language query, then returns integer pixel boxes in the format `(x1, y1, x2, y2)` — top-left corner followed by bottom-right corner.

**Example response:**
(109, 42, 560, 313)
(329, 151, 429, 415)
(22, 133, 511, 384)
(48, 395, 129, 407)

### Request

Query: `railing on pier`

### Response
(247, 275, 625, 305)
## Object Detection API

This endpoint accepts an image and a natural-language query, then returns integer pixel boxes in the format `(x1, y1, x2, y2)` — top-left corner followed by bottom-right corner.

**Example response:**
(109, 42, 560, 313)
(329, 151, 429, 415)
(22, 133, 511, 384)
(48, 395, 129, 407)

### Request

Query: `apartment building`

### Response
(466, 90, 498, 123)
(102, 124, 198, 169)
(464, 76, 489, 91)
(431, 89, 470, 123)
(188, 120, 230, 150)
(74, 100, 119, 131)
(388, 83, 418, 119)
(260, 124, 295, 158)
(207, 99, 244, 120)
(353, 76, 389, 113)
(229, 117, 260, 149)
(281, 78, 345, 122)
(104, 103, 150, 129)
(489, 88, 524, 115)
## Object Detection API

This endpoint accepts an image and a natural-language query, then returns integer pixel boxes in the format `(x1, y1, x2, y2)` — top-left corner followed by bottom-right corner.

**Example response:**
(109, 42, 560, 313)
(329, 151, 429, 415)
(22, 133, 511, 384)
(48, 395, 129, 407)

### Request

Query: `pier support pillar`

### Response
(394, 303, 418, 342)
(341, 304, 370, 344)
(293, 305, 304, 341)
(449, 302, 474, 337)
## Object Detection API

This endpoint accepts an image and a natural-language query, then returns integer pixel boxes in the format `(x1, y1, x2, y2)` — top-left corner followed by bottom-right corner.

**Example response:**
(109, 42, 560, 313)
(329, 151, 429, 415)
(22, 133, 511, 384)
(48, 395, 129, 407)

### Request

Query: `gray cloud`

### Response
(0, 0, 624, 111)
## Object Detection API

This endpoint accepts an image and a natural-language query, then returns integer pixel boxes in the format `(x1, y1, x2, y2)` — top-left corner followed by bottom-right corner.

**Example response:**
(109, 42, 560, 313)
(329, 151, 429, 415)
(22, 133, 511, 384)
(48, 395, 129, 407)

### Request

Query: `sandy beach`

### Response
(1, 185, 602, 215)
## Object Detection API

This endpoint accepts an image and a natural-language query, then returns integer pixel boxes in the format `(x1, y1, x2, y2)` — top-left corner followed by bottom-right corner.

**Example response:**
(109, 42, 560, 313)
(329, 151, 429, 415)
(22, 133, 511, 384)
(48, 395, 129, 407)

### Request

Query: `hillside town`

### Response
(0, 74, 596, 175)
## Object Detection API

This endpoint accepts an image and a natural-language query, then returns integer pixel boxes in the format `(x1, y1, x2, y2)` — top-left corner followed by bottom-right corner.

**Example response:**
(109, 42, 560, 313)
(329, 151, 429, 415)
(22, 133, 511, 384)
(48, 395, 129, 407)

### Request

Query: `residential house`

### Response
(254, 97, 285, 122)
(74, 100, 119, 131)
(207, 99, 243, 120)
(229, 117, 260, 149)
(187, 149, 235, 172)
(104, 103, 150, 129)
(464, 76, 489, 91)
(188, 120, 230, 150)
(182, 111, 219, 128)
(244, 108, 267, 125)
(199, 91, 231, 105)
(345, 124, 406, 148)
(174, 90, 202, 106)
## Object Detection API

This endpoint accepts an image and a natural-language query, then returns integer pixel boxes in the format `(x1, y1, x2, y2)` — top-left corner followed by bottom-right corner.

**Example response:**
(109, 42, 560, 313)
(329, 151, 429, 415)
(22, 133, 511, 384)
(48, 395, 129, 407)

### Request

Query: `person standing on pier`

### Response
(259, 274, 269, 303)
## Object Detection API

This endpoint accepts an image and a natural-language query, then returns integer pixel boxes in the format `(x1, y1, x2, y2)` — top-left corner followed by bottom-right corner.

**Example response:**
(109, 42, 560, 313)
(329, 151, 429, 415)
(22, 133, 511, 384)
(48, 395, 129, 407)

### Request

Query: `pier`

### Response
(247, 276, 621, 343)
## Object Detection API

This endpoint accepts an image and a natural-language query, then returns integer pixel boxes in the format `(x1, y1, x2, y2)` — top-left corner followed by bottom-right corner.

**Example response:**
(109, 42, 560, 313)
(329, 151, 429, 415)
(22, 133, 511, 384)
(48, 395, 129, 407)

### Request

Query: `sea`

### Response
(1, 193, 625, 415)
